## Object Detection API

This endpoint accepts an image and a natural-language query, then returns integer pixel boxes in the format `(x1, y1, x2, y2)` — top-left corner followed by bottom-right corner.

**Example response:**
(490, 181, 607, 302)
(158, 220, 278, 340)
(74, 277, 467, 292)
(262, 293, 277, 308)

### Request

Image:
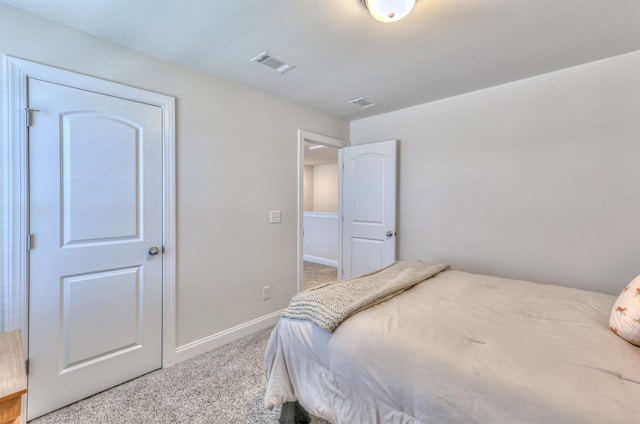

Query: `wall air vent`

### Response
(349, 97, 376, 109)
(251, 52, 296, 74)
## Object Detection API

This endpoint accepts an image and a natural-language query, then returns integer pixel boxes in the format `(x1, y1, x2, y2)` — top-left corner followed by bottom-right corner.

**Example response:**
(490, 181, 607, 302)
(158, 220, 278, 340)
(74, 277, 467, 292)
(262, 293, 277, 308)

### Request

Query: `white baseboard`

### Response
(303, 254, 338, 267)
(174, 309, 283, 364)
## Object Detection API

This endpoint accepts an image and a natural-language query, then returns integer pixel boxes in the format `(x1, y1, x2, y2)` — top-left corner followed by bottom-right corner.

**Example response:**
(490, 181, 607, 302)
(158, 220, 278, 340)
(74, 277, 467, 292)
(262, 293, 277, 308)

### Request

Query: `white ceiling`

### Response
(4, 0, 640, 120)
(304, 143, 339, 166)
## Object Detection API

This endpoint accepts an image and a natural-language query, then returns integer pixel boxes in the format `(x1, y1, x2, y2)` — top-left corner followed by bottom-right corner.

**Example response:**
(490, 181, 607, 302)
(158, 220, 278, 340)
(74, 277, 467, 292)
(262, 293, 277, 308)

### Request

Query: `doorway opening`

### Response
(297, 130, 348, 292)
(303, 141, 339, 289)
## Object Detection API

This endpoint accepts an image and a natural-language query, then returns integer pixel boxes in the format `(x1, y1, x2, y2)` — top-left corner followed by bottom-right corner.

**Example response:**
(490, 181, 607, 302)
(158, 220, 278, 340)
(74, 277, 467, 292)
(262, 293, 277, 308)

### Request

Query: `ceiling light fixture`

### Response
(360, 0, 416, 23)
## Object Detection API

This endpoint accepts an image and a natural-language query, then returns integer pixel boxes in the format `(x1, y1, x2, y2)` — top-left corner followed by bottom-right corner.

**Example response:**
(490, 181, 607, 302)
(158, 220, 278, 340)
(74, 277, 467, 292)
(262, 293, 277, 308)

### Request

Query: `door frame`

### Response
(2, 57, 177, 369)
(297, 130, 348, 292)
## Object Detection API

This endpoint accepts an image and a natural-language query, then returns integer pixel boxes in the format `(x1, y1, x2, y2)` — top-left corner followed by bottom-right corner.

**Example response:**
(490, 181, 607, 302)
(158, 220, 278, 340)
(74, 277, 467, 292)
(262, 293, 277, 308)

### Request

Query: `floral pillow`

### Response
(610, 275, 640, 346)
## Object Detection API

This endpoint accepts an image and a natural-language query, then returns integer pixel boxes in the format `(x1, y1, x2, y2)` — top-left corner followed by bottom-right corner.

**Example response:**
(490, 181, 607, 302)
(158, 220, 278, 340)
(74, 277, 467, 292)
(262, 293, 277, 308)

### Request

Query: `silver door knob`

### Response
(386, 231, 394, 237)
(148, 246, 160, 256)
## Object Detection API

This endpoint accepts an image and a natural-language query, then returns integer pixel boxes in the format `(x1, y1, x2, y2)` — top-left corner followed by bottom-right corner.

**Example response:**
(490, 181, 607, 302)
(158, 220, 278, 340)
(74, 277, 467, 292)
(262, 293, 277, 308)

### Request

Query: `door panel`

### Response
(27, 78, 163, 420)
(61, 266, 142, 371)
(62, 113, 141, 243)
(350, 155, 385, 224)
(349, 237, 385, 277)
(341, 140, 397, 279)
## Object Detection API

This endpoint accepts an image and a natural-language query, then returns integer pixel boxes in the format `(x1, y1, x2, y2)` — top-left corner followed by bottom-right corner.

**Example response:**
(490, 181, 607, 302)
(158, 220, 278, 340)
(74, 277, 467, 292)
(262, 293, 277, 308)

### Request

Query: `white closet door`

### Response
(27, 78, 163, 419)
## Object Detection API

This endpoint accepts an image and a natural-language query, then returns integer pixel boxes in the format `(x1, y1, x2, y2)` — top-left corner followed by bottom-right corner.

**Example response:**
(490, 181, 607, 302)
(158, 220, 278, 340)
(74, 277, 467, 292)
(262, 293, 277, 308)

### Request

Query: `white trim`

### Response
(2, 57, 177, 371)
(160, 84, 177, 368)
(174, 310, 283, 363)
(303, 211, 338, 219)
(297, 130, 348, 293)
(303, 255, 338, 268)
(2, 56, 29, 334)
(338, 148, 345, 281)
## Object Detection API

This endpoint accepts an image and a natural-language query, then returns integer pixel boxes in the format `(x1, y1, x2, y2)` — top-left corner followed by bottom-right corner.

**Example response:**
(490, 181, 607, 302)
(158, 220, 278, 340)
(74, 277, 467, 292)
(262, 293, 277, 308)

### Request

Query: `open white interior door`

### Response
(340, 140, 397, 279)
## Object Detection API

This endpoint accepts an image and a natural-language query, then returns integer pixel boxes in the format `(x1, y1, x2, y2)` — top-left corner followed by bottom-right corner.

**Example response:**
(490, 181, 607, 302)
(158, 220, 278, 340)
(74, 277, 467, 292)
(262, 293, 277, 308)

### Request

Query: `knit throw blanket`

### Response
(283, 261, 450, 332)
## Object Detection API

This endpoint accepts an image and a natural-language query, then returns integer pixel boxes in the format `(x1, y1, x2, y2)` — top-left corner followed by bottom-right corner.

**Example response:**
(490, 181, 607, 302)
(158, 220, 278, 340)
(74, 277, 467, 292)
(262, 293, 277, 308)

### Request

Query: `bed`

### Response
(264, 261, 640, 424)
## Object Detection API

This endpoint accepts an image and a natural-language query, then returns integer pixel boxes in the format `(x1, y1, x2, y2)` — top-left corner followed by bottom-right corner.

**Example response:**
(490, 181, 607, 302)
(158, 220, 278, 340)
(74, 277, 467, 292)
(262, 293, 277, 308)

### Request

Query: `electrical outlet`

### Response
(262, 286, 271, 300)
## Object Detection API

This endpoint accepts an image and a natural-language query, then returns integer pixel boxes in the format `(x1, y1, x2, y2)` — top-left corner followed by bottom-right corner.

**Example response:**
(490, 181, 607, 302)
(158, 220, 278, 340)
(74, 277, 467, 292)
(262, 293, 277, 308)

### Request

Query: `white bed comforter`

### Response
(264, 270, 640, 424)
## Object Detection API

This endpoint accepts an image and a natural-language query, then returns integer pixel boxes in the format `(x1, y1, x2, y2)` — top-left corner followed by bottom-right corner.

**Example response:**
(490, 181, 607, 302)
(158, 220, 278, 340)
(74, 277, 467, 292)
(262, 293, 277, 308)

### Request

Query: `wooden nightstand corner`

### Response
(0, 330, 27, 424)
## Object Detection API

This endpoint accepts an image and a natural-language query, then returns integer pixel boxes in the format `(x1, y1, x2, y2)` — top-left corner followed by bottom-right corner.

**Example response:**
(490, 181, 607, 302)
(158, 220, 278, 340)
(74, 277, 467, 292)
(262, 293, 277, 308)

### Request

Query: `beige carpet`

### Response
(303, 261, 338, 290)
(29, 327, 330, 424)
(28, 266, 338, 424)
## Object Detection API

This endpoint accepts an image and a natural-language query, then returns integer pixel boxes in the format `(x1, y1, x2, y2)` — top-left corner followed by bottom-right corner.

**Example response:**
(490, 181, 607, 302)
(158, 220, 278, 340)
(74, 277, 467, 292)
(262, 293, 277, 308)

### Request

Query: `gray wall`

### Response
(0, 4, 348, 348)
(351, 50, 640, 295)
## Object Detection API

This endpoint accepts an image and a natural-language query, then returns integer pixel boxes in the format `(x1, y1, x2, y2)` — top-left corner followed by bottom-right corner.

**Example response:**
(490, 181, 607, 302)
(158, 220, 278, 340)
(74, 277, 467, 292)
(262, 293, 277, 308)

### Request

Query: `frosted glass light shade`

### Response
(362, 0, 416, 23)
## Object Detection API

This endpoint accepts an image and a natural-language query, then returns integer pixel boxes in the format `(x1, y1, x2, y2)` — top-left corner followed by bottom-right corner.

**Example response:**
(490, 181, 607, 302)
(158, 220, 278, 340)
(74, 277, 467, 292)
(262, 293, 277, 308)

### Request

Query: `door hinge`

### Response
(25, 108, 41, 127)
(25, 359, 30, 375)
(27, 233, 34, 251)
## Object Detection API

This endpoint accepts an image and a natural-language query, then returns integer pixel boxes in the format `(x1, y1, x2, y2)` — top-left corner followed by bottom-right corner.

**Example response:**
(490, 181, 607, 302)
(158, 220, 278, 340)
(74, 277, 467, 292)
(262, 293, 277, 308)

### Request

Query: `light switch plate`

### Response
(269, 210, 281, 224)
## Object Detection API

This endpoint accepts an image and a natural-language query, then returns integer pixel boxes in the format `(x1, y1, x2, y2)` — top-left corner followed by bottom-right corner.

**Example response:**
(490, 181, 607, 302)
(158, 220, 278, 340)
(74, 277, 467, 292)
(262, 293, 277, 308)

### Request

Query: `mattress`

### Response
(265, 269, 640, 423)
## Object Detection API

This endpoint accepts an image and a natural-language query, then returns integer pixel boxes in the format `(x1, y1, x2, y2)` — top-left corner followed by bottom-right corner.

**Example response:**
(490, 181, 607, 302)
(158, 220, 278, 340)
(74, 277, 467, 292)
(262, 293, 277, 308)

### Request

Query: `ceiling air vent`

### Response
(349, 97, 376, 109)
(251, 52, 296, 74)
